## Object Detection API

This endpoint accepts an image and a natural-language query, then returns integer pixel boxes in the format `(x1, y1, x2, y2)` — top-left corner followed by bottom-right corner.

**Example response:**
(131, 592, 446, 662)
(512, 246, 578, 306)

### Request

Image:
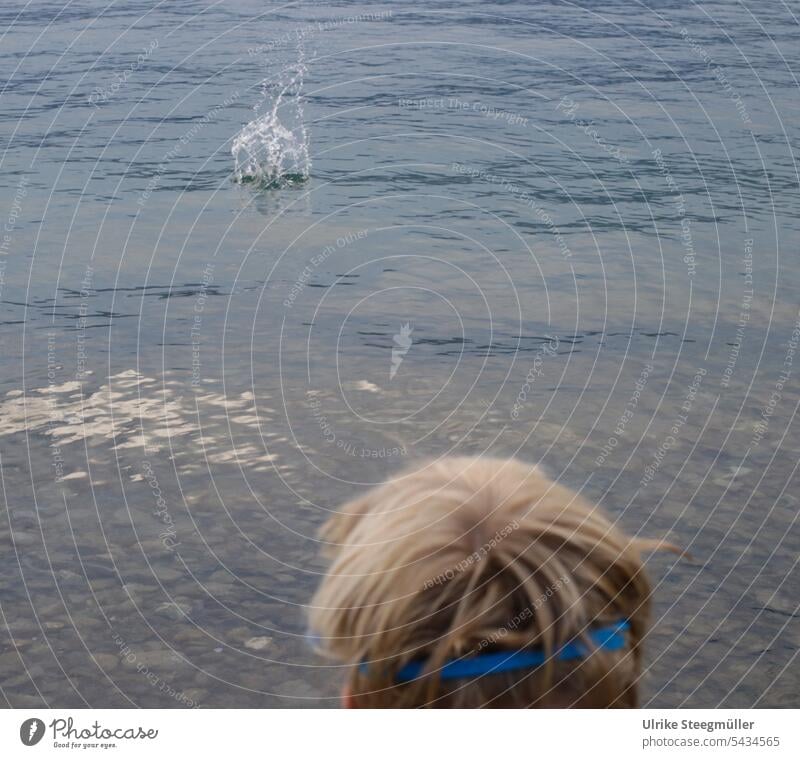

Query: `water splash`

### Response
(232, 55, 310, 188)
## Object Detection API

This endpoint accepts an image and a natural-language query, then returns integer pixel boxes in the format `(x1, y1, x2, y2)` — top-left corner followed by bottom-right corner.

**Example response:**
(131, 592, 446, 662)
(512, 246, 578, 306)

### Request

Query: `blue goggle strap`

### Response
(364, 619, 630, 683)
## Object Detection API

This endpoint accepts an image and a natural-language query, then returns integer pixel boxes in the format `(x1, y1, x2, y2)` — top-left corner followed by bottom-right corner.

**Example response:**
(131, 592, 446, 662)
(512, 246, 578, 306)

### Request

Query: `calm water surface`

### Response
(1, 0, 799, 707)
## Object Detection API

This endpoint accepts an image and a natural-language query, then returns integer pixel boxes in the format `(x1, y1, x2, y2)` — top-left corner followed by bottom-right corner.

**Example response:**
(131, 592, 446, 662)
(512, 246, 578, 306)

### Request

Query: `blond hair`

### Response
(309, 456, 671, 707)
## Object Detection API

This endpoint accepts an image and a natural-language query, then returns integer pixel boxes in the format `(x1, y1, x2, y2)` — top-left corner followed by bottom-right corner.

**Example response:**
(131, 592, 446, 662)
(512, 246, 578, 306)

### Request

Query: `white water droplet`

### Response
(232, 50, 310, 188)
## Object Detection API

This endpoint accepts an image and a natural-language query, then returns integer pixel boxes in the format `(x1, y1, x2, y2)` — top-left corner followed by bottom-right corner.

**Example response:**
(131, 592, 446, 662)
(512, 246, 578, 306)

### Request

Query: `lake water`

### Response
(1, 0, 798, 707)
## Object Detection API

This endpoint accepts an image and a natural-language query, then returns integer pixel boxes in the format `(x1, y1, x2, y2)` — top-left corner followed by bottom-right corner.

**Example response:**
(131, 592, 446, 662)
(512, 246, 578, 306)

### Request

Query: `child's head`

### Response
(309, 456, 667, 708)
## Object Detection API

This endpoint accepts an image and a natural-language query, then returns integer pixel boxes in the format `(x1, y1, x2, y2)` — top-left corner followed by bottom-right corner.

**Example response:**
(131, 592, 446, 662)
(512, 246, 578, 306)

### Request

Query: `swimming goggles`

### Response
(362, 619, 630, 683)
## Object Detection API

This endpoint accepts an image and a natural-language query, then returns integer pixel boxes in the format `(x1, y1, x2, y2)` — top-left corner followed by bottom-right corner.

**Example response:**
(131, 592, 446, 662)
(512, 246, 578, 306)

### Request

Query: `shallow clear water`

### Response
(1, 0, 798, 707)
